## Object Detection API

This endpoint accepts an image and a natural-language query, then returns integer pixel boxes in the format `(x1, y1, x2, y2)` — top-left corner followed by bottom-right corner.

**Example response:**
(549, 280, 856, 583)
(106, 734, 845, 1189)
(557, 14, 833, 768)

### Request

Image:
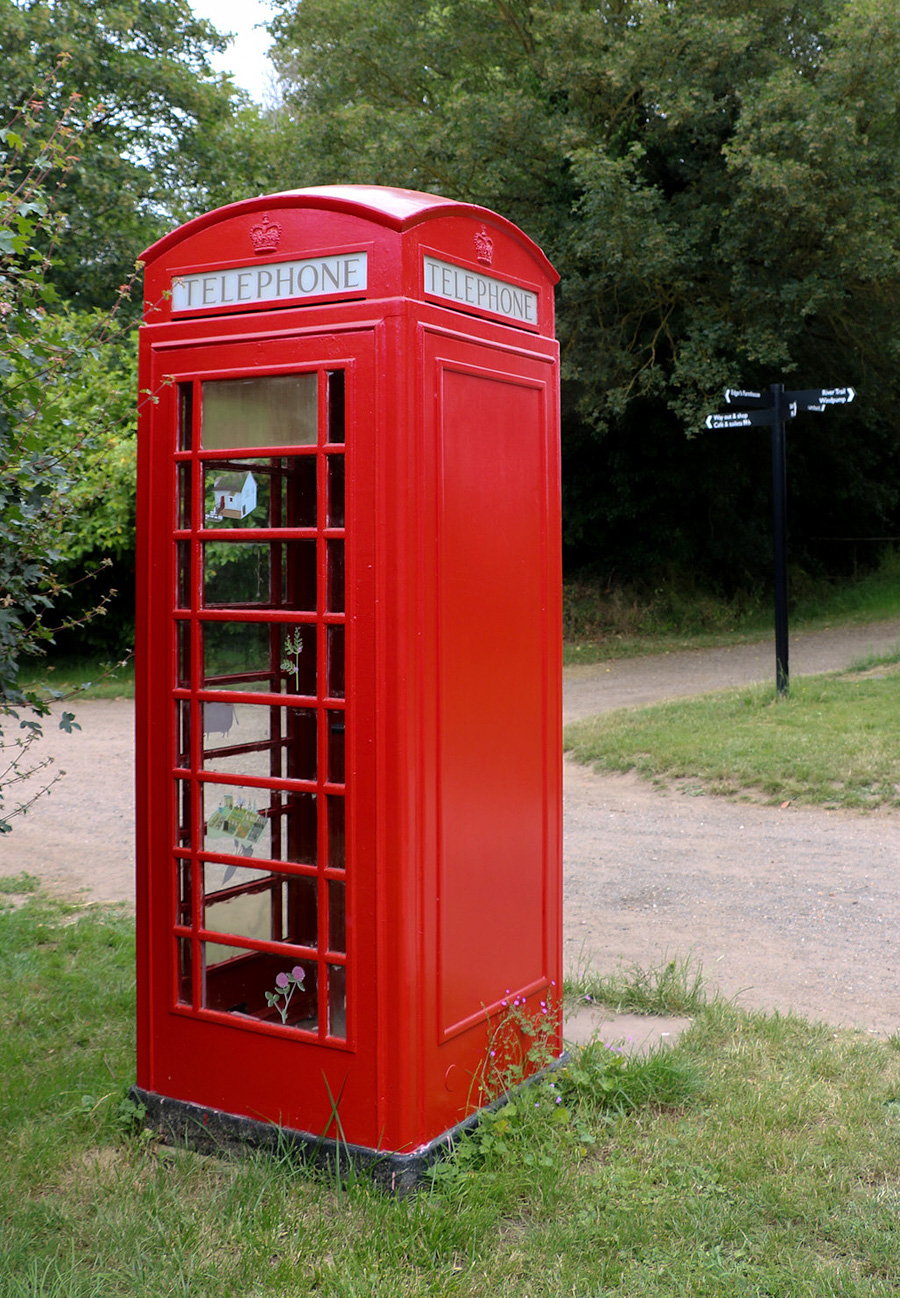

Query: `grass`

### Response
(3, 889, 900, 1296)
(15, 654, 135, 701)
(565, 650, 900, 810)
(566, 952, 710, 1017)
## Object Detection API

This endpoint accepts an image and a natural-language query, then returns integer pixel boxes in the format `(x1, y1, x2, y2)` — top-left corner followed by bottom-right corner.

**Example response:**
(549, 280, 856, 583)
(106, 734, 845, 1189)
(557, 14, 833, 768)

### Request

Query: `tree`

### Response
(266, 0, 900, 587)
(0, 0, 241, 309)
(0, 83, 134, 830)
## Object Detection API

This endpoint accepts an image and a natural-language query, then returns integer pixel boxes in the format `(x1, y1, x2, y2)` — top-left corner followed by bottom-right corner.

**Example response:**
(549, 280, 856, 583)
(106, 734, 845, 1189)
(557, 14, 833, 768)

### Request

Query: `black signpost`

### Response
(705, 383, 856, 696)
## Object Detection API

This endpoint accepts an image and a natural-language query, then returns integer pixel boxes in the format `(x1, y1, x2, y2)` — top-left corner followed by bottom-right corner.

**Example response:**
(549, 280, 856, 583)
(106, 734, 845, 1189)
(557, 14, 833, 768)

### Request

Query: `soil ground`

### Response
(3, 619, 899, 1047)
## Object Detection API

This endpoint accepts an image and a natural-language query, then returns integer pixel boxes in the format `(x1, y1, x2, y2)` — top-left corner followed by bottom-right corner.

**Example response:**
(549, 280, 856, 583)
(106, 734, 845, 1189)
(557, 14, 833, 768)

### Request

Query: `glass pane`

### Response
(202, 944, 318, 1030)
(177, 859, 192, 928)
(178, 383, 193, 452)
(176, 541, 191, 609)
(202, 621, 316, 694)
(203, 784, 318, 866)
(327, 797, 345, 871)
(202, 866, 304, 946)
(328, 880, 345, 953)
(328, 965, 346, 1039)
(202, 540, 316, 609)
(177, 779, 192, 847)
(283, 790, 317, 866)
(203, 785, 271, 859)
(328, 712, 345, 784)
(327, 455, 344, 528)
(178, 462, 192, 529)
(201, 703, 317, 782)
(201, 374, 317, 450)
(327, 371, 345, 444)
(327, 541, 344, 613)
(177, 621, 191, 687)
(177, 938, 192, 1004)
(288, 455, 317, 528)
(327, 624, 345, 698)
(176, 699, 191, 768)
(204, 621, 274, 689)
(202, 455, 317, 530)
(286, 874, 318, 949)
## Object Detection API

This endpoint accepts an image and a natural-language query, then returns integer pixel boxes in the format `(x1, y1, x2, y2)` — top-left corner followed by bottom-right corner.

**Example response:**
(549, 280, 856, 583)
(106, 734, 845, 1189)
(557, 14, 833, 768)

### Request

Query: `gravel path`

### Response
(3, 618, 899, 1039)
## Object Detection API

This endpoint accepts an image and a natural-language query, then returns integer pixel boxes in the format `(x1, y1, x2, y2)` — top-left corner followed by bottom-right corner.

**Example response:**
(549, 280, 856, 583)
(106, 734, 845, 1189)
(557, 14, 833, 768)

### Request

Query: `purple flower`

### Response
(292, 965, 305, 983)
(275, 972, 290, 990)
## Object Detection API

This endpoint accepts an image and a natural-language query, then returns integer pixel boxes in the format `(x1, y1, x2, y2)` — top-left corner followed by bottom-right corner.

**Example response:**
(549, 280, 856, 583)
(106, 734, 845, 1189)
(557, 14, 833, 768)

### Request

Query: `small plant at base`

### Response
(478, 985, 561, 1102)
(265, 965, 306, 1023)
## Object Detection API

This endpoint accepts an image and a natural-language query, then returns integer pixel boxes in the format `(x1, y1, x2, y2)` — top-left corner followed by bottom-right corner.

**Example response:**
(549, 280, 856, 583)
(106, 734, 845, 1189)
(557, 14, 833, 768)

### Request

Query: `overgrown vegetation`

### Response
(3, 890, 900, 1296)
(565, 650, 900, 809)
(567, 952, 710, 1018)
(563, 546, 900, 662)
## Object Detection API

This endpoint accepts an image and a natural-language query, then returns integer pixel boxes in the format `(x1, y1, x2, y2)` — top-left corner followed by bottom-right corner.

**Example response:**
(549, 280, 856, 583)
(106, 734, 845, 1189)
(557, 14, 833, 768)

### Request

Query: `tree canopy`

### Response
(0, 0, 240, 307)
(264, 0, 900, 585)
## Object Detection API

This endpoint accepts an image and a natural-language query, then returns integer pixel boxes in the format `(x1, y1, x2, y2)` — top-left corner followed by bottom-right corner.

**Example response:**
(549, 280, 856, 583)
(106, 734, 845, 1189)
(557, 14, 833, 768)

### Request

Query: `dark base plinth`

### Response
(131, 1054, 567, 1195)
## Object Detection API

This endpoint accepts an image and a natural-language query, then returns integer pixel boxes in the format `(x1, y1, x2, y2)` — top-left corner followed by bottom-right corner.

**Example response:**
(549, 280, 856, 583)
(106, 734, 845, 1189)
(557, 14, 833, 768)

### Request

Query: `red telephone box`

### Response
(133, 185, 562, 1183)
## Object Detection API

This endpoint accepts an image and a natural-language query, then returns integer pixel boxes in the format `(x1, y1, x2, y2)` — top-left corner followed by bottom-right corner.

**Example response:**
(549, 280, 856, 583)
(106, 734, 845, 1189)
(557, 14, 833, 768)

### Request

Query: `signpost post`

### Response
(705, 383, 855, 696)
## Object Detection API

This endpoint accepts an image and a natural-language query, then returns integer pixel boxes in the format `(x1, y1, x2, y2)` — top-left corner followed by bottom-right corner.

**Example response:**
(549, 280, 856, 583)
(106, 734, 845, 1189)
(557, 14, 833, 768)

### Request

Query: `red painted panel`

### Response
(434, 359, 552, 1035)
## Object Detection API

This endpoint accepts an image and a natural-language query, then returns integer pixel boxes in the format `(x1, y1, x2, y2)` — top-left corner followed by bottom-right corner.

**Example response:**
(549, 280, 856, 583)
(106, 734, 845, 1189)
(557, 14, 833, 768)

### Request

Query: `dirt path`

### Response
(3, 619, 899, 1039)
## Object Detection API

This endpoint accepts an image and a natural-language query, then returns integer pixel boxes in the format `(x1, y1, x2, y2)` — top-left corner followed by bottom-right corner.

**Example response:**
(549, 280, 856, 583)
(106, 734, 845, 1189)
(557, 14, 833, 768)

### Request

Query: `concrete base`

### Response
(131, 1055, 569, 1194)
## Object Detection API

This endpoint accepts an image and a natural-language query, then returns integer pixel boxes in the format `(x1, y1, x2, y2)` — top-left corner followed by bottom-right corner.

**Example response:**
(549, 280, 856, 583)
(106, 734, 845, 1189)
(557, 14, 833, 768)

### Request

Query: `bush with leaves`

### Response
(0, 82, 132, 830)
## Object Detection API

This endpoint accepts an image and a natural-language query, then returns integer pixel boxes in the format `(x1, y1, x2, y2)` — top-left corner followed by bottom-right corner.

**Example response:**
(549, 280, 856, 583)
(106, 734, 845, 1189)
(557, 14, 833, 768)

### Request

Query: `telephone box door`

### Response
(138, 326, 378, 1139)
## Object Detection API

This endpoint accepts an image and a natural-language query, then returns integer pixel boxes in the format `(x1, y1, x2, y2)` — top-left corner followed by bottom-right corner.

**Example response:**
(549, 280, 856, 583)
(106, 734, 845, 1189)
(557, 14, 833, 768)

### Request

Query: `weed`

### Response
(557, 1038, 701, 1117)
(0, 871, 40, 897)
(567, 953, 709, 1016)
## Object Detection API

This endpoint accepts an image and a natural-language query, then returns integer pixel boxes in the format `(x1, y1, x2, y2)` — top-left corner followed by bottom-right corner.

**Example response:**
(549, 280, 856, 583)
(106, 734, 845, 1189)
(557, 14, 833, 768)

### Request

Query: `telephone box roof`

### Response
(141, 184, 558, 282)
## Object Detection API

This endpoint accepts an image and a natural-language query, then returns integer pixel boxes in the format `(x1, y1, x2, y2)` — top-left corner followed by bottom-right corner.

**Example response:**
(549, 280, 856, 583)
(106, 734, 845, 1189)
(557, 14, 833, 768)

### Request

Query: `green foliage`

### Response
(0, 0, 241, 308)
(0, 86, 135, 827)
(267, 0, 900, 587)
(23, 308, 138, 656)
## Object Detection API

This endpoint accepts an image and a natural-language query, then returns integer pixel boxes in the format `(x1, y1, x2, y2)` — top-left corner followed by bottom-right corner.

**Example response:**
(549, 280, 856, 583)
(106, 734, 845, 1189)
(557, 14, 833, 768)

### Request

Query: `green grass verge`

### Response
(15, 655, 135, 701)
(3, 891, 900, 1296)
(566, 952, 710, 1017)
(565, 654, 900, 810)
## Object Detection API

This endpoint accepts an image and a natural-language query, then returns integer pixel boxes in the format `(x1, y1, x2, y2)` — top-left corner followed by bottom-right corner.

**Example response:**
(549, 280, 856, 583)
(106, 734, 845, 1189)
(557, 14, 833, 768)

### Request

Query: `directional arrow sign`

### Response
(724, 388, 773, 407)
(706, 409, 778, 430)
(783, 386, 855, 410)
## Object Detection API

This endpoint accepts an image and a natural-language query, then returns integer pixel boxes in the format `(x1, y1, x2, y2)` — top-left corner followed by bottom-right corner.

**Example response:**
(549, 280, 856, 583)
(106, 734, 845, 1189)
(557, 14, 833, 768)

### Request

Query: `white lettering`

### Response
(297, 264, 319, 293)
(422, 254, 540, 326)
(171, 252, 369, 313)
(321, 260, 341, 291)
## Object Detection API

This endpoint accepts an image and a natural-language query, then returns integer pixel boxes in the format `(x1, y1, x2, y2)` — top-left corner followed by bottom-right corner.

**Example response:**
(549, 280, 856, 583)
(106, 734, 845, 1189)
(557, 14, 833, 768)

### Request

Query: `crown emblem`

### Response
(250, 213, 281, 255)
(474, 225, 494, 266)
